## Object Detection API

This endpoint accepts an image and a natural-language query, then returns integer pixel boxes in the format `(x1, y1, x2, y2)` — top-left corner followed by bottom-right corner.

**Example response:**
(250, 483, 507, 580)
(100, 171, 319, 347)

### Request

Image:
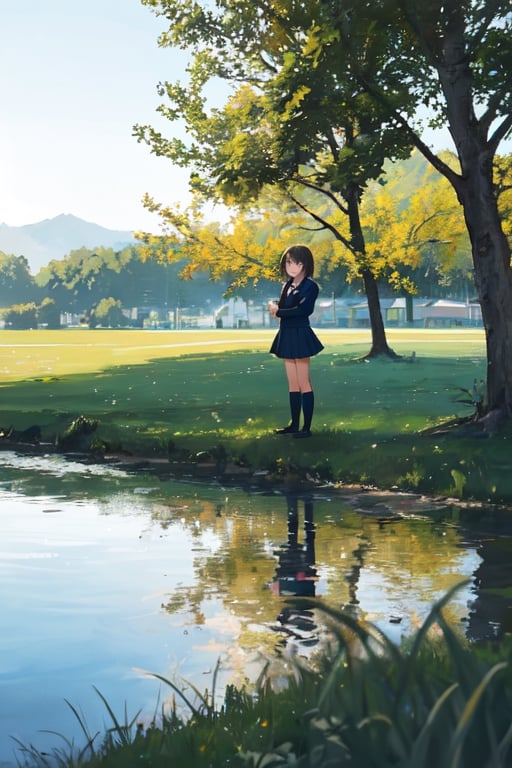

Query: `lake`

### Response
(1, 450, 512, 766)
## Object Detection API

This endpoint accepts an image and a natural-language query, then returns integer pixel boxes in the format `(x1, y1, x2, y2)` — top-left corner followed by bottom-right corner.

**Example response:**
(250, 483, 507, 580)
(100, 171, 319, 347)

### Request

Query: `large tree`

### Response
(138, 0, 512, 417)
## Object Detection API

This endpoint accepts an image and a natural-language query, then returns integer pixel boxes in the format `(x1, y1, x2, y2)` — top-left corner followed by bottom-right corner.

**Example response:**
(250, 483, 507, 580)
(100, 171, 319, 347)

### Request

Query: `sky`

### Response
(0, 0, 192, 233)
(0, 0, 453, 237)
(1, 3, 508, 237)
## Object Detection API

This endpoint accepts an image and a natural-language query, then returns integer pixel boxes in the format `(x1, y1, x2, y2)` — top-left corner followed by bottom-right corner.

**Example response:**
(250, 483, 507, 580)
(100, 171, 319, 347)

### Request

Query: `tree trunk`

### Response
(362, 268, 399, 357)
(346, 183, 398, 358)
(458, 169, 512, 417)
(436, 16, 512, 417)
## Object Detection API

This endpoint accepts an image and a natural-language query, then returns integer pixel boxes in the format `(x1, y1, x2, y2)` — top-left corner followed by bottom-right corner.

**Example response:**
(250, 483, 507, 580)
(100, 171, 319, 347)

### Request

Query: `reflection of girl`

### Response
(268, 245, 324, 438)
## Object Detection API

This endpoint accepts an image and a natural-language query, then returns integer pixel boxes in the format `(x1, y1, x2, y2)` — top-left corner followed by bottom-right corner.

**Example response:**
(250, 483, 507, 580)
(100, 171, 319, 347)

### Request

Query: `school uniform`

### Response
(270, 277, 324, 359)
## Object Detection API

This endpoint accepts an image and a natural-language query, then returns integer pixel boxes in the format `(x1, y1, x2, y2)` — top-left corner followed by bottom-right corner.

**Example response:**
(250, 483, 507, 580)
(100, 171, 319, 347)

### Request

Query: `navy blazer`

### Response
(276, 277, 319, 327)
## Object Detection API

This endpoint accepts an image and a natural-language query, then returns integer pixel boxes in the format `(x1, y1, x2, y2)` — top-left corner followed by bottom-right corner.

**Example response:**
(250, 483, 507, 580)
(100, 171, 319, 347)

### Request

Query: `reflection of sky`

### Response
(0, 488, 219, 765)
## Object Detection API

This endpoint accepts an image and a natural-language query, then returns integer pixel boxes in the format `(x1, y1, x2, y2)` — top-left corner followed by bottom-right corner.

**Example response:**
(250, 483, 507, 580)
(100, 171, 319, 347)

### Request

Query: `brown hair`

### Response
(279, 244, 315, 278)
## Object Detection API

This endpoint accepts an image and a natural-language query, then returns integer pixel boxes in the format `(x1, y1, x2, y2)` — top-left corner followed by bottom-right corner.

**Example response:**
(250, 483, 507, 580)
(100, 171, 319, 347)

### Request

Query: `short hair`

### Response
(279, 244, 315, 278)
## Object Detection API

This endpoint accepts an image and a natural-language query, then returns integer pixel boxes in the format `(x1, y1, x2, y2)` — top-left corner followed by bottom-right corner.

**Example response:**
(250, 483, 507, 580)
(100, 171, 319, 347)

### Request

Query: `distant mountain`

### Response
(0, 214, 137, 274)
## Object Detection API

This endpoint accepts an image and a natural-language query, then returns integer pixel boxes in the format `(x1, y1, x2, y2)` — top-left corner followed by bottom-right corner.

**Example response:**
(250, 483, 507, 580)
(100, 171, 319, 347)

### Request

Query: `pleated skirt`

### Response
(269, 326, 324, 359)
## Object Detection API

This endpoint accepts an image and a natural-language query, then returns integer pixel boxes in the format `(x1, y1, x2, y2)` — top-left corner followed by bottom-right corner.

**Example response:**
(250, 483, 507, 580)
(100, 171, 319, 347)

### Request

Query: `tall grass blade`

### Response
(64, 698, 98, 751)
(449, 661, 508, 768)
(496, 717, 512, 765)
(435, 609, 479, 696)
(395, 580, 469, 704)
(149, 672, 210, 719)
(409, 682, 459, 766)
(92, 686, 141, 747)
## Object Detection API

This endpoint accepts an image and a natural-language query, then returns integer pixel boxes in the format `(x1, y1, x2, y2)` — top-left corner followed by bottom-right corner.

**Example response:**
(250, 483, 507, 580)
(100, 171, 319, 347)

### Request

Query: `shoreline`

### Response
(0, 439, 503, 520)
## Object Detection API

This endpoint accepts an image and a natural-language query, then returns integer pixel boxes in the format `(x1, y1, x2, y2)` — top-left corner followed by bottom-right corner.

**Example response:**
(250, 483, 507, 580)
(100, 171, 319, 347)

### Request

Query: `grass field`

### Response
(2, 326, 509, 502)
(0, 327, 486, 379)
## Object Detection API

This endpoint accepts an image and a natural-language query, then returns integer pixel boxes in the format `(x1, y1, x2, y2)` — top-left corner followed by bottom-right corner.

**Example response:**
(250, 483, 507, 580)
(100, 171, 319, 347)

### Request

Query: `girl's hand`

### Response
(268, 301, 278, 318)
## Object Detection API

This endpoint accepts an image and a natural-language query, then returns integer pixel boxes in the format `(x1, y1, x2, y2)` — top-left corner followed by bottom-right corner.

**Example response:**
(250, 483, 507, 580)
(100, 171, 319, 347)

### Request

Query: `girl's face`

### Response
(285, 256, 305, 282)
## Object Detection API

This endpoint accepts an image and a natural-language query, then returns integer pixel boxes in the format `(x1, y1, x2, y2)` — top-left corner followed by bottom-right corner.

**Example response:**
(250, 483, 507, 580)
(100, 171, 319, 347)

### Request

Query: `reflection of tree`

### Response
(159, 496, 280, 655)
(154, 489, 492, 655)
(455, 509, 512, 641)
(466, 538, 512, 641)
(344, 536, 371, 608)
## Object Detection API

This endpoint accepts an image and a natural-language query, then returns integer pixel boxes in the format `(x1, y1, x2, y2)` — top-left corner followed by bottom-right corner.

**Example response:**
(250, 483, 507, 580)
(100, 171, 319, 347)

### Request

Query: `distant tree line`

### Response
(0, 246, 228, 328)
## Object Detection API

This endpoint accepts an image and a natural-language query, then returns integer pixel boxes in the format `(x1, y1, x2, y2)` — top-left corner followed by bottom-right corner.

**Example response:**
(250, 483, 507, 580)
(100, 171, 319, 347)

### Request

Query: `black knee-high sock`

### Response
(301, 391, 314, 431)
(289, 391, 301, 429)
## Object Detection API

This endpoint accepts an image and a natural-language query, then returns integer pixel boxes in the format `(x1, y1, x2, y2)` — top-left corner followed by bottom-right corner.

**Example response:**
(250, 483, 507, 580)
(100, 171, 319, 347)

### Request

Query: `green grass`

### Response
(1, 327, 511, 502)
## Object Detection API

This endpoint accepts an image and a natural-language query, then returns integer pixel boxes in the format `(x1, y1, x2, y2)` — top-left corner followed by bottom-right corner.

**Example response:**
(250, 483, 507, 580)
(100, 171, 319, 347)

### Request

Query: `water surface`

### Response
(1, 451, 511, 765)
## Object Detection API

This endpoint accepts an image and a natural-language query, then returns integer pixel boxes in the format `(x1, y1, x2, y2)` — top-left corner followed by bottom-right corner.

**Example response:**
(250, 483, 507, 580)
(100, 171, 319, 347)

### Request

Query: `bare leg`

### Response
(284, 358, 312, 392)
(294, 358, 312, 393)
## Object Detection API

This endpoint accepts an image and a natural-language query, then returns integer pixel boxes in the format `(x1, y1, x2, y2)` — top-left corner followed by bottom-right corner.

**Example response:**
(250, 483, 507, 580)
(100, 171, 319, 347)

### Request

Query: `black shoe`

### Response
(274, 425, 298, 435)
(293, 429, 312, 439)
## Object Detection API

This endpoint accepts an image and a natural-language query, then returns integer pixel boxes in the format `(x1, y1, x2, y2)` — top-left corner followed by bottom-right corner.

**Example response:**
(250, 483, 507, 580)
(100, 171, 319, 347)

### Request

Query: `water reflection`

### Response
(266, 493, 500, 651)
(270, 495, 319, 647)
(446, 507, 512, 641)
(2, 451, 512, 766)
(272, 495, 318, 598)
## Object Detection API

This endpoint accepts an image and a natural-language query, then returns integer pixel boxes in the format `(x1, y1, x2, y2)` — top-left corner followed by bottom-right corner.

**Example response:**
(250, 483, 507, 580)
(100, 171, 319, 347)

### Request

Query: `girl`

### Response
(268, 244, 324, 438)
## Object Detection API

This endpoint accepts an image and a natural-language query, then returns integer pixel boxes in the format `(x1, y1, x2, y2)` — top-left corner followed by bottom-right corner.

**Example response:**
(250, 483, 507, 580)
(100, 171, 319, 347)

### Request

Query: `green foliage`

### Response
(3, 302, 38, 329)
(0, 251, 38, 306)
(37, 297, 61, 328)
(137, 0, 414, 209)
(16, 584, 512, 768)
(450, 469, 467, 499)
(89, 297, 126, 328)
(57, 415, 99, 452)
(2, 298, 60, 329)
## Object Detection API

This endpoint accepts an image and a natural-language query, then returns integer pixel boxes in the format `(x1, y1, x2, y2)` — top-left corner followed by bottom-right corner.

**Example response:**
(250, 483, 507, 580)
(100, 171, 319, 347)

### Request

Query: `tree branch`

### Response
(292, 176, 349, 216)
(488, 113, 512, 156)
(290, 195, 353, 252)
